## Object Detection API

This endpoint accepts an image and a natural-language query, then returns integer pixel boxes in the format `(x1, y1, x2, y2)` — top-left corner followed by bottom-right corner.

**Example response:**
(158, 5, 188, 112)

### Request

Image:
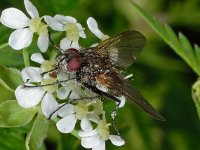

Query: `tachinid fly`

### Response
(50, 30, 166, 122)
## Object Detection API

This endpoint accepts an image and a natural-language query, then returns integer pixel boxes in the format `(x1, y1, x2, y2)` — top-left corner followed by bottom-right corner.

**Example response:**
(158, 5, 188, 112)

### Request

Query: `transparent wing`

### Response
(93, 30, 146, 67)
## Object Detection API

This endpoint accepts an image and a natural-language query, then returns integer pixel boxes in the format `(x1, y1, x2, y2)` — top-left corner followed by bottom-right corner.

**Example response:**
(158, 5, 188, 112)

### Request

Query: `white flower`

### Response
(15, 53, 59, 118)
(87, 17, 109, 40)
(44, 15, 86, 50)
(56, 100, 103, 133)
(79, 114, 125, 150)
(0, 0, 49, 52)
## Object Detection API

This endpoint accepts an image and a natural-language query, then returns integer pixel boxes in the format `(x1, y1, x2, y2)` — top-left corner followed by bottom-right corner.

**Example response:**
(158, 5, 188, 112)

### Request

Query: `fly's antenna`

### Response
(48, 32, 65, 53)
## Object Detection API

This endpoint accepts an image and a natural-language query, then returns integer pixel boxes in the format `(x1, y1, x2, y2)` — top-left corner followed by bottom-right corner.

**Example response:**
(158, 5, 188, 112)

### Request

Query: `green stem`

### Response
(23, 48, 30, 67)
(49, 48, 58, 61)
(71, 130, 80, 139)
(0, 43, 9, 49)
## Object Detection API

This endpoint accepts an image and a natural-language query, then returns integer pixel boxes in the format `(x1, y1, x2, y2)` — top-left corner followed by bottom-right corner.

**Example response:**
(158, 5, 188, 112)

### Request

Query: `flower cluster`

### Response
(0, 0, 125, 150)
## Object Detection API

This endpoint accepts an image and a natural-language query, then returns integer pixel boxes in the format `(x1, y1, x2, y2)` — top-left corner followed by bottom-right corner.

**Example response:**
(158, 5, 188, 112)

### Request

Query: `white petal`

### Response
(57, 103, 75, 117)
(21, 67, 42, 82)
(87, 17, 104, 39)
(109, 135, 125, 146)
(41, 93, 59, 118)
(80, 132, 102, 148)
(44, 15, 64, 31)
(0, 8, 29, 29)
(54, 15, 77, 24)
(15, 84, 45, 108)
(57, 87, 70, 100)
(9, 28, 33, 50)
(24, 0, 39, 18)
(30, 53, 45, 64)
(57, 71, 70, 81)
(76, 23, 86, 38)
(70, 91, 81, 99)
(60, 37, 71, 50)
(79, 129, 98, 137)
(81, 117, 93, 132)
(87, 113, 100, 123)
(71, 41, 80, 49)
(92, 140, 105, 150)
(56, 114, 77, 133)
(37, 34, 49, 52)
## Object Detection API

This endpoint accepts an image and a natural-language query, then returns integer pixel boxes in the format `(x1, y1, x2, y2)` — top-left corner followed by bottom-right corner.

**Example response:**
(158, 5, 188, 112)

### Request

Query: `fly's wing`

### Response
(93, 30, 146, 67)
(108, 71, 166, 121)
(121, 84, 166, 121)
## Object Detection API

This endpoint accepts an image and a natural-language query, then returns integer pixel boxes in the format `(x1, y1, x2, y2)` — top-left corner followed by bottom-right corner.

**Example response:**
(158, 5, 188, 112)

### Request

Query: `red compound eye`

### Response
(66, 57, 81, 71)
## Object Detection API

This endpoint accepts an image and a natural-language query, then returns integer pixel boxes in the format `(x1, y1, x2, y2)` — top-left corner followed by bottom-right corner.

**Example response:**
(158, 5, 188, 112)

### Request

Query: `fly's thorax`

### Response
(77, 51, 113, 84)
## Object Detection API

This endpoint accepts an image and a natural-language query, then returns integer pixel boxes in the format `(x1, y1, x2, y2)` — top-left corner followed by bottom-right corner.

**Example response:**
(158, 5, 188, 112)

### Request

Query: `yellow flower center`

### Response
(42, 77, 58, 93)
(74, 102, 89, 120)
(41, 60, 54, 72)
(29, 18, 48, 35)
(97, 120, 111, 141)
(92, 100, 103, 115)
(64, 23, 80, 41)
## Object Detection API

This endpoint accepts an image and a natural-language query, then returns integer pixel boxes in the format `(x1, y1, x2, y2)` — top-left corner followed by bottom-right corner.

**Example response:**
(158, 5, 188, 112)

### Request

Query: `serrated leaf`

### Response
(164, 24, 180, 50)
(178, 32, 196, 66)
(26, 113, 49, 150)
(0, 100, 37, 127)
(131, 1, 200, 75)
(0, 65, 23, 90)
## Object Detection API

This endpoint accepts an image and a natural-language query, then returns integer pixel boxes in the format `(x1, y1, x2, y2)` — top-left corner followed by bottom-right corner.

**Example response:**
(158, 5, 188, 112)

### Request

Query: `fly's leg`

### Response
(111, 102, 121, 137)
(48, 95, 101, 119)
(23, 78, 75, 88)
(48, 91, 72, 120)
(69, 96, 100, 103)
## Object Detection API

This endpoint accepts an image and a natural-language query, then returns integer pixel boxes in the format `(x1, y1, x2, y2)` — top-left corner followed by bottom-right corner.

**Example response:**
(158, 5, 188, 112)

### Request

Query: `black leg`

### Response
(23, 78, 75, 88)
(82, 83, 122, 137)
(48, 95, 101, 120)
(41, 68, 58, 76)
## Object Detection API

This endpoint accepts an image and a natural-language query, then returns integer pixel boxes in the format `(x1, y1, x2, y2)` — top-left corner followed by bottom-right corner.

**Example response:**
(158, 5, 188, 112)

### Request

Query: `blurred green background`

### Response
(0, 0, 200, 150)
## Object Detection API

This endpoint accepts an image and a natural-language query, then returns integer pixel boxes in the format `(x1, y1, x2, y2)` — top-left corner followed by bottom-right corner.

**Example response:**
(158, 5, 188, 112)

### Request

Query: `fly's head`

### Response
(56, 48, 81, 73)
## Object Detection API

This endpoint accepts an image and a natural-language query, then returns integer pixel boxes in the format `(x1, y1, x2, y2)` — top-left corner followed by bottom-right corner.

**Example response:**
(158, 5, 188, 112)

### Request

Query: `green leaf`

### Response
(0, 128, 26, 150)
(26, 113, 49, 150)
(0, 65, 23, 90)
(0, 80, 15, 102)
(0, 47, 24, 67)
(0, 100, 37, 127)
(130, 1, 200, 76)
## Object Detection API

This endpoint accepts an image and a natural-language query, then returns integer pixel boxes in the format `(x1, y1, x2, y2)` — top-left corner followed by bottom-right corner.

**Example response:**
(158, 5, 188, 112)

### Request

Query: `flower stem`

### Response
(49, 48, 58, 61)
(71, 130, 80, 139)
(0, 43, 8, 49)
(23, 48, 30, 67)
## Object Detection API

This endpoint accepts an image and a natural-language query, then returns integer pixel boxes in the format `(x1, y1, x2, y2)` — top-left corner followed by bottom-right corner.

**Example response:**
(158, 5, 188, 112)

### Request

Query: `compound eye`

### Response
(66, 57, 81, 72)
